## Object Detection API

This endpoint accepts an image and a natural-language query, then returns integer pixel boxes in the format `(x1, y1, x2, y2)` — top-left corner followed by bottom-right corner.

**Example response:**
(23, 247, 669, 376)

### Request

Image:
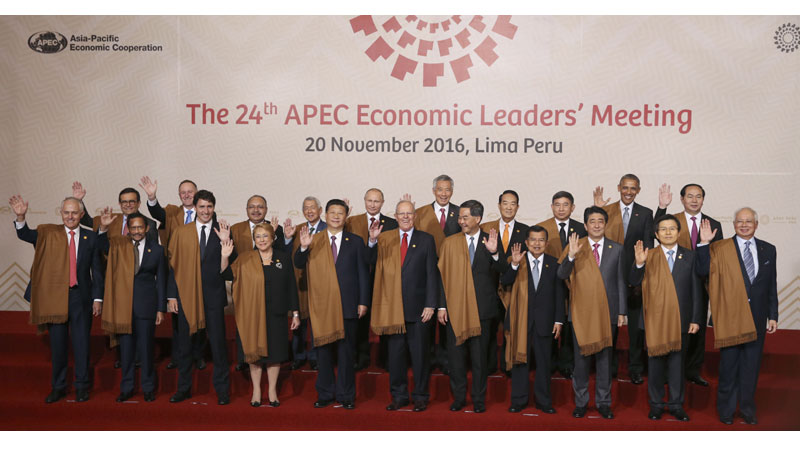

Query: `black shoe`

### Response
(559, 370, 573, 380)
(630, 373, 644, 385)
(166, 361, 177, 370)
(195, 359, 207, 370)
(314, 398, 334, 408)
(135, 360, 141, 369)
(116, 391, 134, 403)
(687, 375, 709, 387)
(598, 405, 614, 419)
(648, 407, 663, 420)
(341, 400, 355, 410)
(143, 392, 156, 402)
(508, 404, 526, 413)
(75, 389, 89, 403)
(354, 361, 369, 372)
(217, 394, 230, 405)
(473, 403, 486, 413)
(413, 400, 427, 412)
(269, 400, 280, 408)
(169, 391, 191, 403)
(502, 369, 512, 377)
(114, 360, 121, 369)
(45, 389, 66, 404)
(611, 370, 618, 379)
(742, 414, 758, 425)
(250, 401, 261, 407)
(572, 406, 587, 418)
(720, 416, 734, 425)
(235, 362, 247, 372)
(290, 359, 306, 370)
(386, 399, 410, 411)
(449, 400, 465, 411)
(441, 366, 450, 376)
(309, 360, 318, 371)
(535, 403, 556, 414)
(669, 408, 690, 422)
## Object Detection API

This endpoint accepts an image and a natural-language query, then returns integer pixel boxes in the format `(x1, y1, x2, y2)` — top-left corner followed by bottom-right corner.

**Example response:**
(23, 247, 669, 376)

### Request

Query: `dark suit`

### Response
(696, 237, 778, 419)
(655, 208, 723, 379)
(630, 246, 702, 411)
(168, 220, 235, 397)
(501, 253, 564, 408)
(17, 223, 104, 392)
(98, 234, 168, 394)
(368, 229, 438, 403)
(294, 230, 369, 402)
(441, 231, 509, 408)
(557, 238, 626, 408)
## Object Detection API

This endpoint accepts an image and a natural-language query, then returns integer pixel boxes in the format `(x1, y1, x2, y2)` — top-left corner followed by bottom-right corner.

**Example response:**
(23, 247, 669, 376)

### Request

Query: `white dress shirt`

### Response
(569, 237, 604, 262)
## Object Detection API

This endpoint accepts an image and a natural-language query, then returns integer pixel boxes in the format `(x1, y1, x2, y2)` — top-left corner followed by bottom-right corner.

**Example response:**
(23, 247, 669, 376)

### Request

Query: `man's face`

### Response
(178, 182, 197, 208)
(733, 209, 758, 240)
(432, 180, 453, 206)
(302, 199, 321, 223)
(617, 178, 640, 206)
(325, 205, 347, 230)
(127, 217, 148, 242)
(246, 196, 267, 223)
(551, 196, 575, 221)
(680, 186, 704, 216)
(61, 199, 84, 230)
(655, 219, 679, 247)
(498, 193, 519, 222)
(458, 207, 480, 235)
(525, 231, 548, 258)
(195, 199, 214, 224)
(364, 190, 384, 216)
(119, 192, 140, 216)
(395, 202, 415, 232)
(253, 229, 273, 252)
(586, 213, 607, 240)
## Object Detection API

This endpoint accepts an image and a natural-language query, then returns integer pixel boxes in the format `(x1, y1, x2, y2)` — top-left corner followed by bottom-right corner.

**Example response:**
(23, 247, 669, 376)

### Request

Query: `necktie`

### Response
(439, 208, 446, 230)
(690, 217, 698, 249)
(200, 225, 207, 259)
(133, 240, 141, 274)
(592, 243, 600, 266)
(370, 217, 376, 231)
(309, 225, 315, 234)
(468, 236, 475, 265)
(559, 222, 567, 249)
(185, 210, 193, 224)
(667, 249, 675, 273)
(743, 241, 755, 282)
(68, 230, 78, 287)
(331, 236, 338, 263)
(121, 216, 127, 236)
(622, 206, 630, 237)
(502, 224, 509, 253)
(400, 232, 408, 265)
(531, 259, 540, 290)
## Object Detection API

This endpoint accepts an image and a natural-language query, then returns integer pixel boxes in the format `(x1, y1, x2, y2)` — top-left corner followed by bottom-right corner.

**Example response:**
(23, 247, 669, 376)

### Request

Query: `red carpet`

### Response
(0, 311, 798, 430)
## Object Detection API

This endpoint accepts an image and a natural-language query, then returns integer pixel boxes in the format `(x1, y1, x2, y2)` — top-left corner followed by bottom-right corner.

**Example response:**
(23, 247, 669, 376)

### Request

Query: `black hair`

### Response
(551, 191, 574, 204)
(583, 206, 609, 223)
(680, 183, 705, 198)
(193, 189, 216, 206)
(459, 200, 484, 219)
(527, 224, 549, 241)
(325, 199, 349, 214)
(498, 190, 519, 204)
(118, 187, 140, 202)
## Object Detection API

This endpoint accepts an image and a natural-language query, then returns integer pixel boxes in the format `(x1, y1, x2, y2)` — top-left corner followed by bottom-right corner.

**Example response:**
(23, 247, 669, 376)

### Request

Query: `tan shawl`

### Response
(292, 223, 311, 319)
(231, 251, 268, 363)
(344, 214, 369, 244)
(167, 223, 205, 335)
(558, 239, 612, 356)
(537, 218, 568, 259)
(708, 239, 757, 348)
(101, 235, 136, 337)
(231, 220, 256, 255)
(161, 204, 185, 247)
(504, 257, 531, 368)
(641, 246, 682, 357)
(92, 213, 124, 235)
(415, 204, 448, 254)
(438, 234, 481, 345)
(370, 230, 406, 335)
(28, 224, 70, 328)
(304, 231, 345, 346)
(602, 204, 625, 245)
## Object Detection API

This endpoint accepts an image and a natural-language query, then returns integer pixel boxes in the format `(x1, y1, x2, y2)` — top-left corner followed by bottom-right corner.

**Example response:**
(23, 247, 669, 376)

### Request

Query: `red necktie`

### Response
(400, 232, 408, 265)
(69, 230, 78, 287)
(439, 208, 446, 230)
(592, 243, 600, 266)
(690, 217, 698, 249)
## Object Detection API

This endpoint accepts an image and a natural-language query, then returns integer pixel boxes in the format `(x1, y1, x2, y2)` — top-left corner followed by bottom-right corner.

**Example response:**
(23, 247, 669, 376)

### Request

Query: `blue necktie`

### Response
(531, 259, 540, 290)
(468, 237, 475, 265)
(185, 210, 193, 224)
(743, 241, 755, 282)
(667, 250, 675, 273)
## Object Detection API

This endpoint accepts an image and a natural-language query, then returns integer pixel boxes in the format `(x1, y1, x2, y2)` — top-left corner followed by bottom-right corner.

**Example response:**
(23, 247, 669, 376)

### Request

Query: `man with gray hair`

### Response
(696, 207, 778, 425)
(10, 194, 104, 403)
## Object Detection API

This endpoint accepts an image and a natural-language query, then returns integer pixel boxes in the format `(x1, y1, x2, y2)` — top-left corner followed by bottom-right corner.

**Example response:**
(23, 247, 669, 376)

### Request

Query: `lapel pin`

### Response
(450, 212, 454, 216)
(83, 235, 87, 240)
(345, 237, 349, 241)
(412, 244, 416, 248)
(678, 254, 683, 259)
(545, 264, 550, 268)
(608, 245, 612, 249)
(515, 229, 519, 233)
(147, 249, 152, 253)
(635, 213, 639, 217)
(570, 228, 574, 232)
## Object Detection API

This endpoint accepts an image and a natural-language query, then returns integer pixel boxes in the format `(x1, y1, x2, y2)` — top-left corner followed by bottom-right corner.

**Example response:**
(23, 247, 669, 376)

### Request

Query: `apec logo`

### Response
(28, 31, 68, 54)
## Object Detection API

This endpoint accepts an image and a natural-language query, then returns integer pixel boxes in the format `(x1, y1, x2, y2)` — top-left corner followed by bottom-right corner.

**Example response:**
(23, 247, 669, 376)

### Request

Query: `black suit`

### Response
(441, 231, 509, 408)
(294, 231, 369, 403)
(17, 223, 104, 392)
(168, 220, 235, 397)
(98, 234, 168, 394)
(502, 254, 564, 408)
(696, 237, 778, 419)
(630, 246, 702, 411)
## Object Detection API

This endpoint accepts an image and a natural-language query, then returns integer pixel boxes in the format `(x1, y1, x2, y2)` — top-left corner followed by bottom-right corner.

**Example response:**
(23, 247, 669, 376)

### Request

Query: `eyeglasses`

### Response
(119, 200, 138, 205)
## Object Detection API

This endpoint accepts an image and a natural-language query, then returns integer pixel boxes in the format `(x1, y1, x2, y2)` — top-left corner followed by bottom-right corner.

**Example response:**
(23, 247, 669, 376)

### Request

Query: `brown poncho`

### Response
(641, 246, 682, 357)
(161, 204, 186, 247)
(28, 224, 70, 328)
(415, 204, 449, 254)
(167, 223, 205, 335)
(230, 251, 268, 363)
(303, 231, 345, 346)
(370, 230, 406, 335)
(92, 213, 124, 235)
(231, 220, 256, 255)
(291, 223, 311, 319)
(504, 257, 532, 368)
(558, 239, 612, 356)
(101, 235, 136, 337)
(344, 213, 369, 244)
(708, 239, 757, 348)
(602, 204, 625, 244)
(537, 218, 570, 259)
(438, 234, 481, 346)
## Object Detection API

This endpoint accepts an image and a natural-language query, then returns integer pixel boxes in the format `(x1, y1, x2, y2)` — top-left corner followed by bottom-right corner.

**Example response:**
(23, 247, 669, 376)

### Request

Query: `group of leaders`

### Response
(8, 173, 778, 425)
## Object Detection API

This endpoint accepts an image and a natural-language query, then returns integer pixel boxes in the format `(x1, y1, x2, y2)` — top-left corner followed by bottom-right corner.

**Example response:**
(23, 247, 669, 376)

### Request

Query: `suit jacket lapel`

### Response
(754, 238, 768, 282)
(402, 231, 417, 271)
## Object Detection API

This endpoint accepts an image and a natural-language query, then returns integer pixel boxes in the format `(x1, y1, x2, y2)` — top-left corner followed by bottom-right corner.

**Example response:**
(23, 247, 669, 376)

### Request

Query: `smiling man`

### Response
(72, 182, 159, 243)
